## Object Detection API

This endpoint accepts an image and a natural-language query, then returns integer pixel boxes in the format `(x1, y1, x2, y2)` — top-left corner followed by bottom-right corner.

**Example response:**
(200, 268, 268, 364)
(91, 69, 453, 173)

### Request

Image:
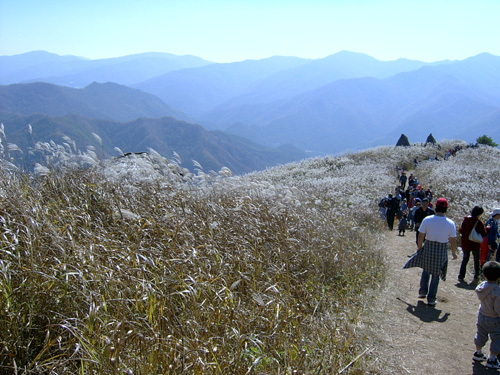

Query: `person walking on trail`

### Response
(378, 195, 389, 220)
(403, 197, 457, 306)
(458, 206, 487, 282)
(485, 208, 500, 262)
(386, 193, 400, 230)
(408, 173, 415, 188)
(472, 261, 500, 369)
(398, 214, 408, 236)
(399, 172, 407, 189)
(415, 185, 426, 200)
(409, 199, 420, 231)
(413, 197, 435, 244)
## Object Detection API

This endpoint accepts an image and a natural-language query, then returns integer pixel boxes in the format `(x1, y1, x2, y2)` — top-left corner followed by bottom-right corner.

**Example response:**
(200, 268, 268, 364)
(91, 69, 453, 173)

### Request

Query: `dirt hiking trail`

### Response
(366, 228, 494, 375)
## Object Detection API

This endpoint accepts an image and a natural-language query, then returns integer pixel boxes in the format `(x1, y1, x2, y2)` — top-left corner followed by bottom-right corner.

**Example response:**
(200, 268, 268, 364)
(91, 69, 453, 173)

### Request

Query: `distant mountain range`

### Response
(134, 51, 499, 153)
(0, 50, 213, 86)
(1, 110, 308, 174)
(1, 50, 499, 172)
(0, 81, 187, 122)
(206, 53, 500, 152)
(134, 56, 310, 118)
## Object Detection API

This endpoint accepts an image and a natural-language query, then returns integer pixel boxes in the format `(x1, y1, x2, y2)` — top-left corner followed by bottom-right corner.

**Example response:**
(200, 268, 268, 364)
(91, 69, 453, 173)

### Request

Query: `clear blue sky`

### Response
(1, 0, 499, 62)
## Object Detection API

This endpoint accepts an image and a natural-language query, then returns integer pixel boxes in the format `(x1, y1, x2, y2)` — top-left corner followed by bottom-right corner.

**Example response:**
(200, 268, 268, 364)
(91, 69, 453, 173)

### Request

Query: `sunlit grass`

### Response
(1, 134, 499, 374)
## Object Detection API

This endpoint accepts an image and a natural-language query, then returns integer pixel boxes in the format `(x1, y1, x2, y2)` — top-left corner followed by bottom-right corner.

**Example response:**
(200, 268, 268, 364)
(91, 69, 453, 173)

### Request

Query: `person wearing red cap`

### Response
(404, 197, 458, 306)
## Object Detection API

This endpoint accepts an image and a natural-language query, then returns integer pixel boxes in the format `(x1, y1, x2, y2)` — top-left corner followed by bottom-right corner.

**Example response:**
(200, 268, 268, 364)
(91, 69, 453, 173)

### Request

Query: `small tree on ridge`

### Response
(477, 135, 498, 147)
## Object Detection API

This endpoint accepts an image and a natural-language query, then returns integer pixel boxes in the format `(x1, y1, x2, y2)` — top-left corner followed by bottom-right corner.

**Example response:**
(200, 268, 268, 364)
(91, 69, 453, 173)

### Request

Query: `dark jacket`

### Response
(414, 207, 435, 227)
(486, 218, 500, 249)
(459, 216, 487, 251)
(386, 197, 400, 214)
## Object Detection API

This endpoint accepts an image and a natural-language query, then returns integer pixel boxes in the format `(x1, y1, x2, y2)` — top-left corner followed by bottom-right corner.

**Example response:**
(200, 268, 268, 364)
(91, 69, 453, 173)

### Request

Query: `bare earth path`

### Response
(366, 228, 494, 375)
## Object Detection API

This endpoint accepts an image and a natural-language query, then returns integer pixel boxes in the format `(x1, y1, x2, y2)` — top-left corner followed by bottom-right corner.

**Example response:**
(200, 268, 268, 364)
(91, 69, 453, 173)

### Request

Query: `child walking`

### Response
(398, 214, 408, 236)
(473, 261, 500, 369)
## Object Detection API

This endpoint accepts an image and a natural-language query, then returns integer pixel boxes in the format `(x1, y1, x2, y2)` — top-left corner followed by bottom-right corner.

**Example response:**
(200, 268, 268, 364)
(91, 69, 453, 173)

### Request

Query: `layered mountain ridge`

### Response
(1, 50, 498, 173)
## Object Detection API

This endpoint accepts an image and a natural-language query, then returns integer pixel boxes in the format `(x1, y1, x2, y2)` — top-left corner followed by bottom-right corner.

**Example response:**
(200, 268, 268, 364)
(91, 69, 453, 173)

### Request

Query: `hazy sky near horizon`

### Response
(1, 0, 499, 63)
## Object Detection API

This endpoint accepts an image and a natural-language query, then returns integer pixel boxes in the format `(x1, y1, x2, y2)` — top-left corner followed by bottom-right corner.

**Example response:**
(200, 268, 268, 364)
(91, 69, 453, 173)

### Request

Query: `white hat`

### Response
(491, 208, 500, 217)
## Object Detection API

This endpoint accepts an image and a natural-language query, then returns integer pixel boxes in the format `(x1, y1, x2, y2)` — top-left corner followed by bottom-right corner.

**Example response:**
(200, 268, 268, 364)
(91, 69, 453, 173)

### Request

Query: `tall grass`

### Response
(0, 135, 498, 374)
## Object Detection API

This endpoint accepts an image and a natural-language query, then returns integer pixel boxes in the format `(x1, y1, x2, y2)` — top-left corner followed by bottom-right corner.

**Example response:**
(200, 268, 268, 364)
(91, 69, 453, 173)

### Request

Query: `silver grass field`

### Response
(1, 131, 499, 374)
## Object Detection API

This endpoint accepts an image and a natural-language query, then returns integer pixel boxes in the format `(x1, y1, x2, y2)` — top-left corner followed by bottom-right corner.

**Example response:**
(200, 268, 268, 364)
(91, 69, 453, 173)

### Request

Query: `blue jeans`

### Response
(419, 270, 439, 303)
(486, 243, 500, 263)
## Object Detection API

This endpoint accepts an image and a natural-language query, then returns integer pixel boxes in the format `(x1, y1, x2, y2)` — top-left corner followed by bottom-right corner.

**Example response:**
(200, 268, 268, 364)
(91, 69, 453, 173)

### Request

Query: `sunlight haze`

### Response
(1, 0, 499, 62)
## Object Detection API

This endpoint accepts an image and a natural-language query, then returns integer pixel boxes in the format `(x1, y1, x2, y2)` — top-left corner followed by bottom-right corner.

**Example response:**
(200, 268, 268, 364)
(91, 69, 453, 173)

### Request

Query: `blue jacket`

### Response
(486, 218, 500, 249)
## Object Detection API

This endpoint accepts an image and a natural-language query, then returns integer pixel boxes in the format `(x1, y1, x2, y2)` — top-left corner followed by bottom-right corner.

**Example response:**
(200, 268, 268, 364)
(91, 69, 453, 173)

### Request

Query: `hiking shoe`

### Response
(473, 352, 487, 362)
(486, 358, 500, 369)
(458, 277, 465, 283)
(427, 301, 437, 306)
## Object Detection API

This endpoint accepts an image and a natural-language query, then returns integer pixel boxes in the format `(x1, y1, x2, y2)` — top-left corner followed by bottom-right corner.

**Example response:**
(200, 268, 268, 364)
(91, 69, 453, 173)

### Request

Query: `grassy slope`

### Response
(0, 140, 499, 374)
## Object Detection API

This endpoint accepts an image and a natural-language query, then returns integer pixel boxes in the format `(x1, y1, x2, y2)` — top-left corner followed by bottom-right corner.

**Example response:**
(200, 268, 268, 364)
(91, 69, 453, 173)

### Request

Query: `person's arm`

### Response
(449, 237, 457, 260)
(479, 221, 487, 237)
(414, 210, 422, 228)
(493, 290, 500, 320)
(417, 232, 426, 250)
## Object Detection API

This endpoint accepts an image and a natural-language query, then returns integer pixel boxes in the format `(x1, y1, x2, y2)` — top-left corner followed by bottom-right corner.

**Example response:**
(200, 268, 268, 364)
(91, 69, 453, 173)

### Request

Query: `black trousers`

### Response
(458, 249, 480, 279)
(386, 211, 396, 230)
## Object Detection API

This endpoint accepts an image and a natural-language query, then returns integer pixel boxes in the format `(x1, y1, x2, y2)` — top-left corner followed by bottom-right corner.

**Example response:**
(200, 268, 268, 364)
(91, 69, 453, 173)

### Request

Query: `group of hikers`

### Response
(378, 169, 500, 369)
(378, 171, 434, 237)
(444, 145, 464, 159)
(409, 144, 465, 167)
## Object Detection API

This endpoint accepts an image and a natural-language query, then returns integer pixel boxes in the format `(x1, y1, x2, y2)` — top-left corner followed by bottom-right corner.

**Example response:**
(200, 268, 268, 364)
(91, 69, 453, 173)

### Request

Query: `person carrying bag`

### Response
(459, 206, 487, 282)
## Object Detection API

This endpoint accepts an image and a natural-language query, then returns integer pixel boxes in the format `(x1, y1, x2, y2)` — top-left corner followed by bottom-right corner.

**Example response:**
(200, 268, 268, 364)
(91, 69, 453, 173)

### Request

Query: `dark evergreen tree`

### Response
(425, 133, 437, 145)
(396, 134, 410, 147)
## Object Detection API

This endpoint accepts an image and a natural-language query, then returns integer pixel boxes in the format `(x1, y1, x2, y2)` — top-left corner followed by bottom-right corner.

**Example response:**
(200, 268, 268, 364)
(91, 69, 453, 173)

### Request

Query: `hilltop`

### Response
(1, 139, 499, 373)
(0, 81, 185, 122)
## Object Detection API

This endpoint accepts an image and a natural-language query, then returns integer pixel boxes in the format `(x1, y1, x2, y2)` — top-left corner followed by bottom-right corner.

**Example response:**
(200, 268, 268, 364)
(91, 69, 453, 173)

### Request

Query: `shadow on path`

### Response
(397, 298, 450, 323)
(456, 279, 480, 291)
(472, 360, 498, 374)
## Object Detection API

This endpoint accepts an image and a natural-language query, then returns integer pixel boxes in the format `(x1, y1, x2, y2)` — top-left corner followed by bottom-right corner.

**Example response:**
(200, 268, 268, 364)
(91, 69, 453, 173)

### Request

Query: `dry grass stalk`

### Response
(1, 136, 498, 374)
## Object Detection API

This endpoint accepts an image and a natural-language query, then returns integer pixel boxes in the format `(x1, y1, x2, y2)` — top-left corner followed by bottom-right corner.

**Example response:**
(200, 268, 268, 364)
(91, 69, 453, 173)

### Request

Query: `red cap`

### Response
(436, 197, 448, 208)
